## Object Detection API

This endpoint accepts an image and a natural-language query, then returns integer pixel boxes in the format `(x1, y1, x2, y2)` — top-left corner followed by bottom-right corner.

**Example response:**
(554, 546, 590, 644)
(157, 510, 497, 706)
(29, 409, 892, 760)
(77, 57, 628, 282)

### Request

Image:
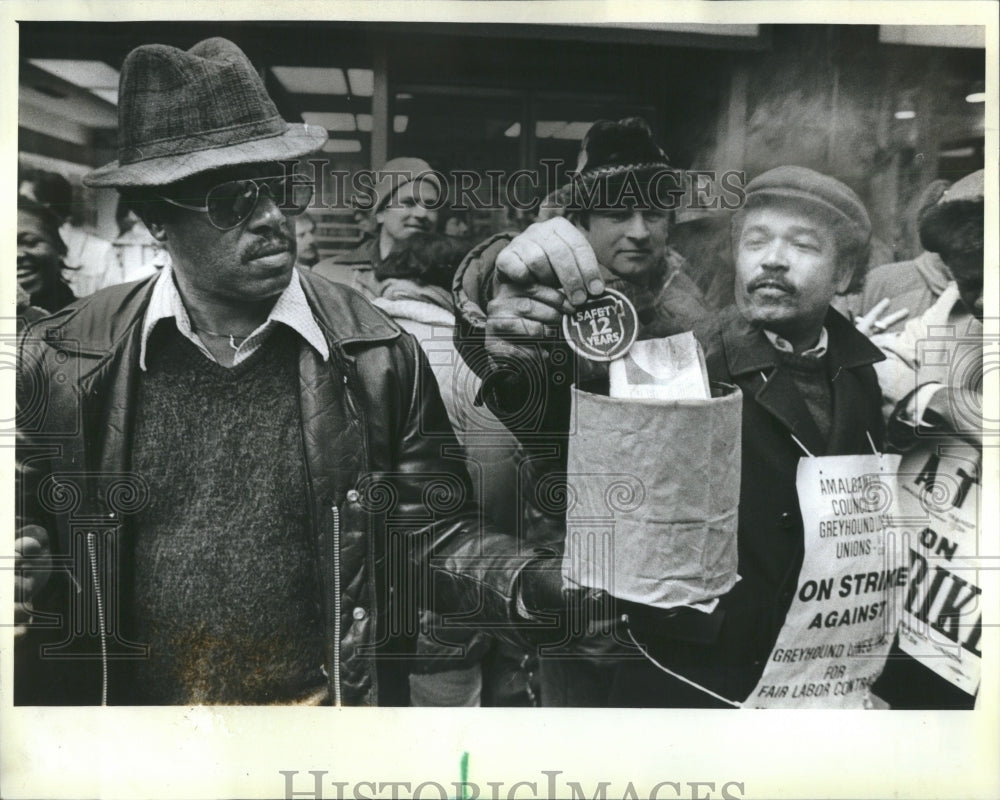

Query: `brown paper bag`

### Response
(562, 382, 742, 609)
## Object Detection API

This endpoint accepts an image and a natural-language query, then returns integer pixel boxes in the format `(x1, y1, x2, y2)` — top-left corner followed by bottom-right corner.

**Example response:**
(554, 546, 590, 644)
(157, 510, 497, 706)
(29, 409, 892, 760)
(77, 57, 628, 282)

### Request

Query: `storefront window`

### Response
(270, 64, 374, 255)
(390, 87, 523, 236)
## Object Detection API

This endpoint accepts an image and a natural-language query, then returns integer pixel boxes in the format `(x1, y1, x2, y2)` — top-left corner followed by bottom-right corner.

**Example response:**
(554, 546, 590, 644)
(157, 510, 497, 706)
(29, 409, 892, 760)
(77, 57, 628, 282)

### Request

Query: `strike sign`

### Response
(748, 453, 903, 708)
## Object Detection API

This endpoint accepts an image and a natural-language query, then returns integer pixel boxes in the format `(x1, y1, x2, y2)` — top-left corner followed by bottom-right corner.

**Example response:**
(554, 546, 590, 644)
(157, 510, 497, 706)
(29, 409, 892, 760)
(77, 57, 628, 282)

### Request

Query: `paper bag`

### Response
(562, 382, 742, 608)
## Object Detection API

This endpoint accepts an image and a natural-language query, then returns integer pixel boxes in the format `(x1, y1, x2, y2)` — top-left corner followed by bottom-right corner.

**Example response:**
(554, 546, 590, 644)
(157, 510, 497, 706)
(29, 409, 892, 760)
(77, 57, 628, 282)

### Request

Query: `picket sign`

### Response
(889, 437, 981, 697)
(748, 452, 904, 708)
(628, 432, 982, 709)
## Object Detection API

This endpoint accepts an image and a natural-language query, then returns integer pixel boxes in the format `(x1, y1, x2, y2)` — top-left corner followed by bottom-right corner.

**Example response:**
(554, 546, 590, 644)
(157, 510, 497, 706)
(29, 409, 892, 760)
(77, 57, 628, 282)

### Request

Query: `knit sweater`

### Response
(125, 323, 326, 704)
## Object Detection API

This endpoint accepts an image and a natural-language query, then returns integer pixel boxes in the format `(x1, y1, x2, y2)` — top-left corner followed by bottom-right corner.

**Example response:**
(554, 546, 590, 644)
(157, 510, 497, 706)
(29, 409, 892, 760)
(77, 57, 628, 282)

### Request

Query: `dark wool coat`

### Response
(609, 306, 887, 706)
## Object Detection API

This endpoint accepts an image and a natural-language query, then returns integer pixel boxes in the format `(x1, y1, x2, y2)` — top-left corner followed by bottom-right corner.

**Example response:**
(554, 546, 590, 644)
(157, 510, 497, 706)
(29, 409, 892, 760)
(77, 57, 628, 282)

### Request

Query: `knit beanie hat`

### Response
(371, 157, 443, 212)
(564, 117, 679, 213)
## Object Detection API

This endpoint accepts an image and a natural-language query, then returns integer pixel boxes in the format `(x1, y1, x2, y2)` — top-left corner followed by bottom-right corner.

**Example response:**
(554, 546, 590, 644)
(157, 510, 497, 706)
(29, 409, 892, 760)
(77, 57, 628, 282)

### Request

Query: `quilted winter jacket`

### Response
(15, 269, 531, 706)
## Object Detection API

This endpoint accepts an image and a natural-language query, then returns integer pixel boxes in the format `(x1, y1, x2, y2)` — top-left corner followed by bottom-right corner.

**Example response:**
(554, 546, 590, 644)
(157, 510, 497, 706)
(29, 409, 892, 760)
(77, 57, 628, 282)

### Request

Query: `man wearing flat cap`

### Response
(312, 156, 443, 298)
(459, 161, 888, 706)
(14, 37, 518, 706)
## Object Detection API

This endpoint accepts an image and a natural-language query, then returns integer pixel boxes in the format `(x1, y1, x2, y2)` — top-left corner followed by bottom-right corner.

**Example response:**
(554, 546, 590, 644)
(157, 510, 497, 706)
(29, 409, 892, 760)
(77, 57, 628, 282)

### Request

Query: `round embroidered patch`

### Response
(562, 288, 639, 362)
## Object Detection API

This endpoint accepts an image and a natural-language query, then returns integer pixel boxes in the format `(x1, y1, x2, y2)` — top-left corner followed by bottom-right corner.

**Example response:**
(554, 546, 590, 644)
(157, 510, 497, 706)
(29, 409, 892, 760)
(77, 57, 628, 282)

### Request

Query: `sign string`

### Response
(624, 625, 743, 708)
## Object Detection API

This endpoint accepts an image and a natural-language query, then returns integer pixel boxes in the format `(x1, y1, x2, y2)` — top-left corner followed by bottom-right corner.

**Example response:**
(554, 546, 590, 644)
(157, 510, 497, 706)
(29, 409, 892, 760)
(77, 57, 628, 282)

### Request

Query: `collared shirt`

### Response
(139, 266, 329, 370)
(764, 327, 829, 358)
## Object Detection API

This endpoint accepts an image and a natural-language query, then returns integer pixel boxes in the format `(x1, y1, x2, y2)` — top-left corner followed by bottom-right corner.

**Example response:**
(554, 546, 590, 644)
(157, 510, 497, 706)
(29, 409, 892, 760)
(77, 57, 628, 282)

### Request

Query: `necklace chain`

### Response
(191, 327, 252, 352)
(194, 327, 250, 339)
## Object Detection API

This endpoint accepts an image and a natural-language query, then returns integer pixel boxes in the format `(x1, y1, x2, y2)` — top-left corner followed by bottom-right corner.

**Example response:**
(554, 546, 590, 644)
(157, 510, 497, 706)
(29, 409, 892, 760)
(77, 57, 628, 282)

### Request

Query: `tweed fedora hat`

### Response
(84, 37, 328, 188)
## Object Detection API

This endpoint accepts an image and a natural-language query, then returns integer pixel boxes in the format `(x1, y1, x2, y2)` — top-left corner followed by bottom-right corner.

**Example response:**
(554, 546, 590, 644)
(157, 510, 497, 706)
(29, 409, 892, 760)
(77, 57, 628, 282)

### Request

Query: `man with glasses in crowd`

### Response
(14, 37, 513, 706)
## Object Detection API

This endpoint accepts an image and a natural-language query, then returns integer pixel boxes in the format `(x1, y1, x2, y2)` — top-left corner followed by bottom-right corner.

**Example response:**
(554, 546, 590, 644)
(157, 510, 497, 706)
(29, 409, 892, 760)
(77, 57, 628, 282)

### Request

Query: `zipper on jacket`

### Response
(86, 532, 108, 706)
(331, 504, 342, 707)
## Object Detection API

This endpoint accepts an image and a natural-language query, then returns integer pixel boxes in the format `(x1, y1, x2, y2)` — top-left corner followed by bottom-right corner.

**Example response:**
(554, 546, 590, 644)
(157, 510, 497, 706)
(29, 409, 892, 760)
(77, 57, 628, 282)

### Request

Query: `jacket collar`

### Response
(721, 306, 885, 457)
(723, 305, 885, 377)
(297, 267, 400, 349)
(39, 268, 400, 389)
(138, 266, 330, 369)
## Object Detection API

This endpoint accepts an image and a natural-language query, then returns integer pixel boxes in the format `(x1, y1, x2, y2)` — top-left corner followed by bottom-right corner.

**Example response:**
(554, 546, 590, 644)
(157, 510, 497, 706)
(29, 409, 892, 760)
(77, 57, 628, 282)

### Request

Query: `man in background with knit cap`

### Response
(312, 156, 442, 297)
(456, 117, 708, 366)
(14, 37, 518, 707)
(454, 116, 710, 548)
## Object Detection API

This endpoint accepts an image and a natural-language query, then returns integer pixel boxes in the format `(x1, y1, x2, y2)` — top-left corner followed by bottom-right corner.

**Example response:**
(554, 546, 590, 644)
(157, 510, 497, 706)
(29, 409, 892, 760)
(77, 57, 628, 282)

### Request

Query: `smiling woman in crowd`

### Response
(16, 194, 76, 316)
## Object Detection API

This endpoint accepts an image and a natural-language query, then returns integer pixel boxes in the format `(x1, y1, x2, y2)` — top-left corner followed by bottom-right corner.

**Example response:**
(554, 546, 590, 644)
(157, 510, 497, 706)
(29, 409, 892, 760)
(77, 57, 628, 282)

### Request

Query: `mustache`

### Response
(17, 258, 47, 271)
(244, 236, 293, 259)
(748, 274, 796, 294)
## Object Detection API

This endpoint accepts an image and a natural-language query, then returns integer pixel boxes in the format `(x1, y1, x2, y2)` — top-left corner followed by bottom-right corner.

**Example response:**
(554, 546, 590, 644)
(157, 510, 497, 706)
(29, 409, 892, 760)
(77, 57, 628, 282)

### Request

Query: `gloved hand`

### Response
(14, 524, 52, 628)
(518, 557, 620, 630)
(518, 559, 628, 658)
(517, 556, 565, 616)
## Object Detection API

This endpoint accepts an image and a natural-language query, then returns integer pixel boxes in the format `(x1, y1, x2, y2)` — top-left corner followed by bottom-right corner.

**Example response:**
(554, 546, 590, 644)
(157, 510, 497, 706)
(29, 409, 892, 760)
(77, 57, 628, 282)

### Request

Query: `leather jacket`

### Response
(15, 269, 531, 706)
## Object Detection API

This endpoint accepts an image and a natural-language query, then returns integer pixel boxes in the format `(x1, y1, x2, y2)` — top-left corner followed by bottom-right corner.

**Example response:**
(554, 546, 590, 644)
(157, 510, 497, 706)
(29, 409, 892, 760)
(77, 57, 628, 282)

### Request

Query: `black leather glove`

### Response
(518, 557, 619, 627)
(517, 556, 565, 616)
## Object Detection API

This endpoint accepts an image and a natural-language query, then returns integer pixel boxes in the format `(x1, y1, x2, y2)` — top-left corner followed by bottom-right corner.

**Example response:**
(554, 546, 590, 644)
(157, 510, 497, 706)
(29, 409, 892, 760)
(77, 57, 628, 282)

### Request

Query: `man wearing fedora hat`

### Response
(312, 157, 443, 298)
(455, 160, 888, 706)
(14, 37, 520, 706)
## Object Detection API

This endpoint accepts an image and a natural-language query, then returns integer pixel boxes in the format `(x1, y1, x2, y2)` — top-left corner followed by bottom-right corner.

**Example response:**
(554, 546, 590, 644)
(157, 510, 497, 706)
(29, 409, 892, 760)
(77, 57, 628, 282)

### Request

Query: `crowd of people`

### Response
(18, 167, 173, 312)
(14, 37, 986, 709)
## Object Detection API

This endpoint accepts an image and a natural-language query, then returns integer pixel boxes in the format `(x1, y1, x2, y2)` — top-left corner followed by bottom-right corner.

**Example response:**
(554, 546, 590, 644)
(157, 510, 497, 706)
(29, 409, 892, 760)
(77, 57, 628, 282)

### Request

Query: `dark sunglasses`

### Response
(159, 174, 313, 230)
